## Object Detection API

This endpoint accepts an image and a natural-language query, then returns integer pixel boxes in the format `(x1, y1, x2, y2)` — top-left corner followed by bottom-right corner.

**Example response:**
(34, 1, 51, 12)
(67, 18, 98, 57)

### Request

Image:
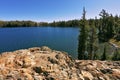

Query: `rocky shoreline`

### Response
(0, 46, 120, 80)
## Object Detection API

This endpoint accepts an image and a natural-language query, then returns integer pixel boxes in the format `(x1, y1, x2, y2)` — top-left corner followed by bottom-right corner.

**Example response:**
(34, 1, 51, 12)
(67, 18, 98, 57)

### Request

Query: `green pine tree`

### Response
(78, 7, 89, 60)
(101, 44, 107, 60)
(87, 19, 98, 60)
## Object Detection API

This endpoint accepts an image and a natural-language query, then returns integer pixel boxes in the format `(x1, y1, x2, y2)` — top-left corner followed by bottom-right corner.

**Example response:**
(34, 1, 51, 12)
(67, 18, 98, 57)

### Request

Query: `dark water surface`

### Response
(0, 27, 79, 58)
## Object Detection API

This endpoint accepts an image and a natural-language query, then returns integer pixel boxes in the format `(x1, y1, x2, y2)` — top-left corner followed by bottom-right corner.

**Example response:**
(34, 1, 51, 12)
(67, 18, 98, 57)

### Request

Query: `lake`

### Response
(0, 27, 79, 58)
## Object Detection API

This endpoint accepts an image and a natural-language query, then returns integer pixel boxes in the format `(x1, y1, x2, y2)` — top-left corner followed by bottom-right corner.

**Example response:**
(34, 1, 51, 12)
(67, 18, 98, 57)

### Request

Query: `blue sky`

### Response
(0, 0, 120, 22)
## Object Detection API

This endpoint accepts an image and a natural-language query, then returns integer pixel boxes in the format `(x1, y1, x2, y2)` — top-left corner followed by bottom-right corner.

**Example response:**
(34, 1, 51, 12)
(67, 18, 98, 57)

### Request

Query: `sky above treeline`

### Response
(0, 0, 119, 22)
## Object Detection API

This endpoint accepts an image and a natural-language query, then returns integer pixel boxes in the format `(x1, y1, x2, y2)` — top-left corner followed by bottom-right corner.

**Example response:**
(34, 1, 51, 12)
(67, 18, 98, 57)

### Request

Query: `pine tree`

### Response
(88, 19, 98, 60)
(78, 7, 88, 60)
(101, 44, 107, 60)
(107, 14, 115, 39)
(98, 9, 115, 42)
(98, 9, 109, 42)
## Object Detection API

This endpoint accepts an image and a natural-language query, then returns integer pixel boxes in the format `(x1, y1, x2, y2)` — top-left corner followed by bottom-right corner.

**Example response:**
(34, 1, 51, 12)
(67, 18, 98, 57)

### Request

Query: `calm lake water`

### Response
(0, 27, 79, 58)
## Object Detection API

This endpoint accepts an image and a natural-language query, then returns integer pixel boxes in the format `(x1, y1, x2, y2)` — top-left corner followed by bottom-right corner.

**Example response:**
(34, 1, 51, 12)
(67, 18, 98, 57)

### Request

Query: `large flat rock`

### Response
(0, 46, 120, 80)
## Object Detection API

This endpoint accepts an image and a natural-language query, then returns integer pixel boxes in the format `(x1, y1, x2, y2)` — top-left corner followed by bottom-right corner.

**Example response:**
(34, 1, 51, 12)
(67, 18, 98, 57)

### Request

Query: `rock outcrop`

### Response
(0, 46, 120, 80)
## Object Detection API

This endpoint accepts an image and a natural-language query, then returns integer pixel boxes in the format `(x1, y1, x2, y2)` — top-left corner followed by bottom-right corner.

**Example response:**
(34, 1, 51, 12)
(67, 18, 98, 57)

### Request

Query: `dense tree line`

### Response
(78, 8, 120, 61)
(0, 21, 37, 27)
(49, 20, 80, 27)
(0, 20, 80, 28)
